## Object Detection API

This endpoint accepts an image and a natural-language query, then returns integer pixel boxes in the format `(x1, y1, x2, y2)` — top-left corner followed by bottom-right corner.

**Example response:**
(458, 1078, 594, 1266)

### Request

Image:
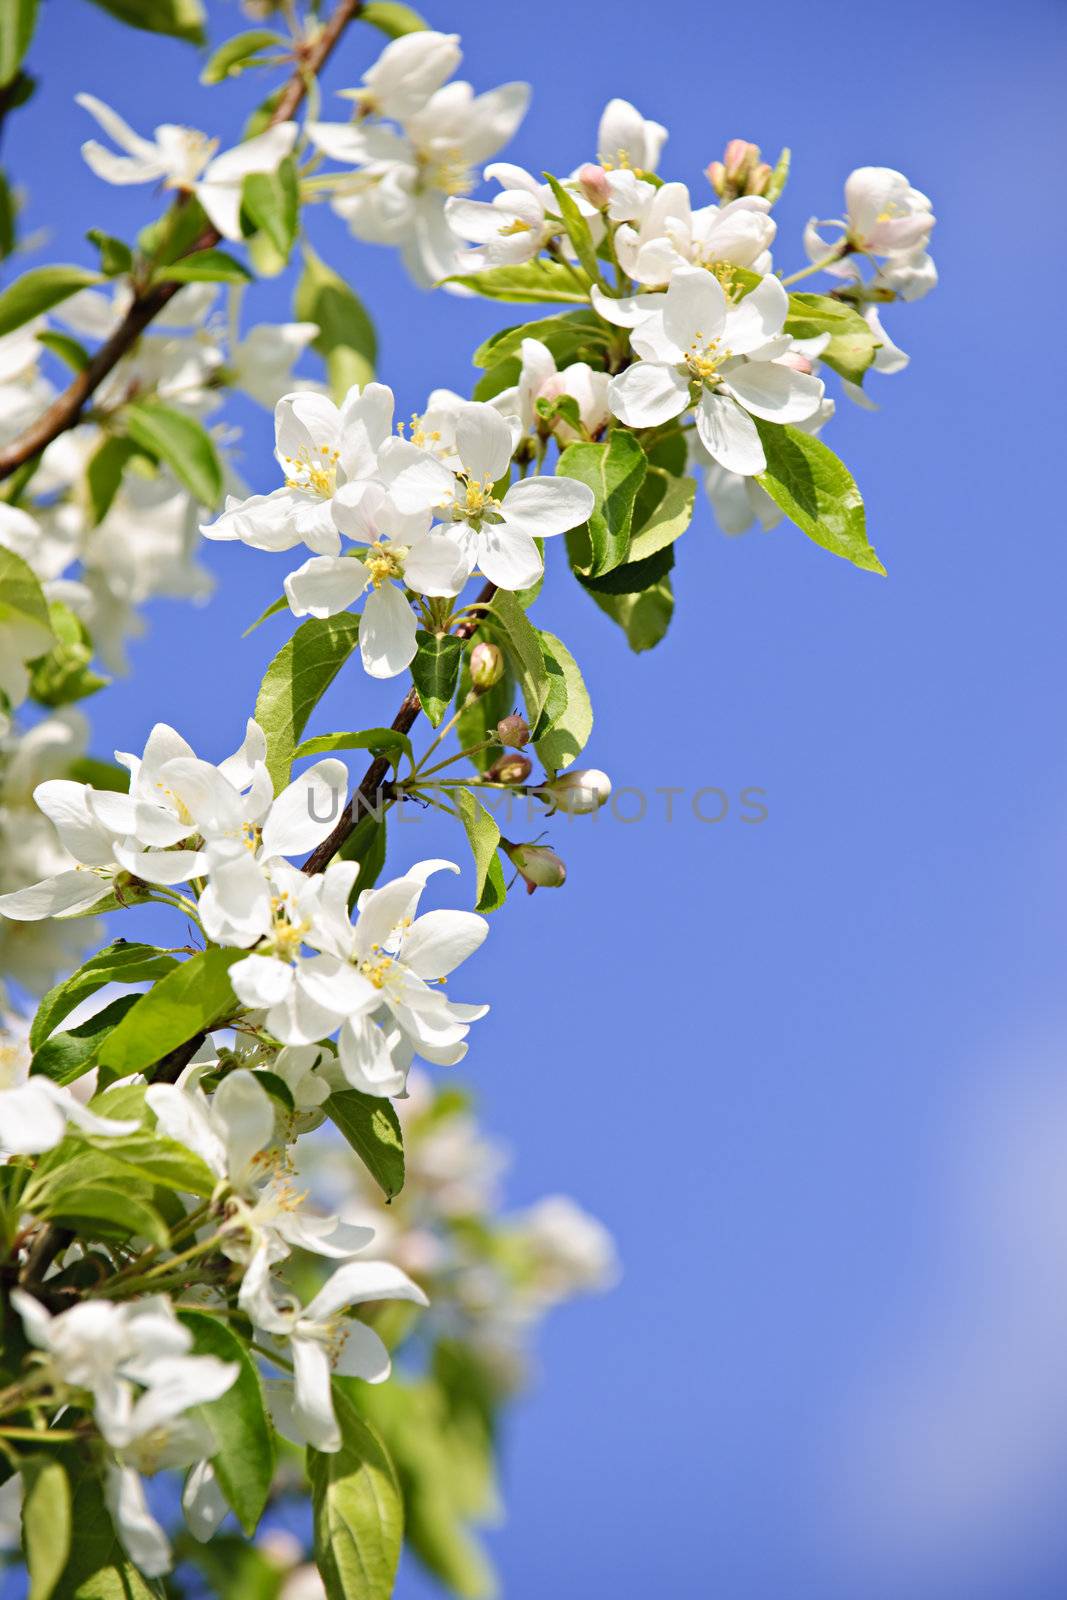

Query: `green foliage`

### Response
(21, 1455, 71, 1600)
(336, 809, 388, 891)
(784, 292, 877, 384)
(533, 631, 592, 773)
(325, 1089, 405, 1200)
(201, 28, 285, 84)
(85, 228, 133, 277)
(30, 993, 140, 1084)
(163, 248, 253, 284)
(755, 421, 885, 574)
(85, 436, 147, 523)
(30, 940, 176, 1051)
(0, 0, 37, 87)
(765, 146, 791, 204)
(27, 1146, 172, 1247)
(543, 174, 602, 286)
(454, 649, 515, 774)
(411, 632, 463, 727)
(471, 308, 609, 372)
(243, 158, 299, 265)
(179, 1311, 276, 1535)
(444, 259, 591, 304)
(485, 591, 550, 725)
(47, 1451, 162, 1598)
(559, 428, 647, 578)
(308, 1381, 404, 1600)
(96, 948, 246, 1074)
(37, 331, 90, 372)
(590, 574, 675, 652)
(295, 728, 413, 775)
(28, 601, 108, 708)
(0, 265, 102, 337)
(0, 547, 53, 658)
(123, 399, 224, 507)
(254, 612, 362, 791)
(82, 0, 206, 45)
(453, 789, 506, 913)
(295, 244, 377, 400)
(361, 1, 429, 37)
(138, 197, 209, 267)
(628, 468, 696, 563)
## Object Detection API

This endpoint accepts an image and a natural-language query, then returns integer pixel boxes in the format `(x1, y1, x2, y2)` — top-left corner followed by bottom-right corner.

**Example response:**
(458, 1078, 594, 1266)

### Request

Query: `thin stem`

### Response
(780, 242, 850, 286)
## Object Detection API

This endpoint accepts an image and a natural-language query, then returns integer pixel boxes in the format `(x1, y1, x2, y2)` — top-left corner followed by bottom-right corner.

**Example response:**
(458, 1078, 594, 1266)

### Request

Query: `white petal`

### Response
(402, 529, 470, 597)
(377, 437, 455, 514)
(724, 274, 789, 354)
(213, 1069, 275, 1180)
(0, 870, 112, 920)
(695, 391, 765, 476)
(475, 523, 542, 591)
(193, 181, 243, 241)
(261, 759, 348, 857)
(303, 1258, 428, 1324)
(334, 1319, 392, 1384)
(228, 953, 294, 1010)
(607, 362, 690, 429)
(400, 909, 488, 978)
(661, 265, 727, 352)
(359, 584, 417, 679)
(501, 475, 595, 539)
(106, 1466, 172, 1579)
(454, 402, 514, 483)
(182, 1460, 229, 1544)
(722, 361, 824, 425)
(290, 1336, 340, 1452)
(203, 123, 298, 184)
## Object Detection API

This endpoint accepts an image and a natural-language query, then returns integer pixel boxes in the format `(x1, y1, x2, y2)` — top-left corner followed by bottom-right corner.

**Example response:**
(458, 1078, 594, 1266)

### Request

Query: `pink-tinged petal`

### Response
(608, 361, 690, 429)
(695, 391, 765, 476)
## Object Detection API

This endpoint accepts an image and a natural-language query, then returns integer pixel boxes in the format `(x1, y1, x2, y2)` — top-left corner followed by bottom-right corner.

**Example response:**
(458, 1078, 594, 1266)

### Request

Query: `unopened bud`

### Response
(779, 350, 813, 374)
(537, 768, 612, 814)
(496, 713, 530, 749)
(745, 161, 772, 197)
(504, 840, 567, 893)
(577, 163, 610, 208)
(487, 752, 532, 785)
(706, 160, 726, 196)
(469, 640, 504, 690)
(724, 138, 760, 182)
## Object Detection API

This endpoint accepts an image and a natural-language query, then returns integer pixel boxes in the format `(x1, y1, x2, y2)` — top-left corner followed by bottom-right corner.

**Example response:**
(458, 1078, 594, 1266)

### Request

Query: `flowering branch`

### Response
(0, 0, 363, 483)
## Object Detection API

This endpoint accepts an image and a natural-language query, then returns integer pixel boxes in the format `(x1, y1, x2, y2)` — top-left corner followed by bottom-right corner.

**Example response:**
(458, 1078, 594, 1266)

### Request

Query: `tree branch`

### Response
(0, 0, 363, 482)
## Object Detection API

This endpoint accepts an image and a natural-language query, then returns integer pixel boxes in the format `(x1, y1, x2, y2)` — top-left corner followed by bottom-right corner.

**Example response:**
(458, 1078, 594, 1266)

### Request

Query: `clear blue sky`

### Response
(8, 0, 1067, 1596)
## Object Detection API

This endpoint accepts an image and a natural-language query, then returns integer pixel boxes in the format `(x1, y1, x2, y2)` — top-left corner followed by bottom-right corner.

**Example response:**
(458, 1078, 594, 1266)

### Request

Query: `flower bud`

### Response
(469, 640, 504, 690)
(724, 138, 760, 182)
(577, 163, 610, 208)
(705, 160, 726, 197)
(504, 840, 567, 893)
(745, 161, 773, 197)
(496, 712, 530, 749)
(778, 350, 813, 375)
(487, 752, 533, 785)
(537, 768, 612, 814)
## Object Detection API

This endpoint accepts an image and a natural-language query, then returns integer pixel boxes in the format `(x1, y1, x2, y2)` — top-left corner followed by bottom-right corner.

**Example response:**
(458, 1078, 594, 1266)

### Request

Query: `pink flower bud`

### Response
(504, 841, 567, 893)
(745, 161, 773, 197)
(705, 160, 726, 196)
(537, 768, 612, 814)
(724, 138, 760, 182)
(496, 713, 530, 749)
(469, 641, 504, 690)
(577, 163, 610, 208)
(487, 752, 533, 785)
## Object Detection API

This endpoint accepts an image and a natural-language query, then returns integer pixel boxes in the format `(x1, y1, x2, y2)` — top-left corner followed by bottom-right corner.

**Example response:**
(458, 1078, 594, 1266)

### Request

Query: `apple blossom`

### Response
(494, 337, 610, 441)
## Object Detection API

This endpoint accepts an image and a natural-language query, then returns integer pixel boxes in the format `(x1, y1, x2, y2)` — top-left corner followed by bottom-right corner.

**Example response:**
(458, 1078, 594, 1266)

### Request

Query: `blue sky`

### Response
(8, 0, 1067, 1595)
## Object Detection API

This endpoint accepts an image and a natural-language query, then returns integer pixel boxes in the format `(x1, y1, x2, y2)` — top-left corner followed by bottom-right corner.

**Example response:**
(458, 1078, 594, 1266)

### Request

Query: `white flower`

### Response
(0, 1019, 139, 1154)
(446, 163, 567, 269)
(804, 166, 936, 301)
(355, 29, 461, 121)
(309, 74, 529, 287)
(284, 483, 468, 679)
(76, 94, 298, 241)
(379, 401, 594, 591)
(493, 337, 610, 440)
(230, 322, 321, 410)
(201, 383, 394, 556)
(601, 266, 825, 476)
(596, 97, 667, 175)
(255, 1255, 428, 1452)
(145, 1066, 277, 1194)
(615, 180, 776, 285)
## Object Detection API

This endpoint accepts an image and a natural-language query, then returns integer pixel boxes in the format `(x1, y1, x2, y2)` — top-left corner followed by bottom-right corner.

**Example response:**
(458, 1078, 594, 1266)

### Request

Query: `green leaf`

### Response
(755, 421, 885, 574)
(411, 632, 463, 728)
(336, 809, 388, 891)
(82, 0, 206, 45)
(96, 948, 246, 1074)
(0, 264, 101, 337)
(37, 330, 90, 372)
(49, 1452, 161, 1599)
(178, 1310, 275, 1535)
(325, 1090, 405, 1199)
(86, 435, 144, 523)
(443, 259, 591, 304)
(30, 994, 140, 1084)
(21, 1456, 71, 1600)
(0, 547, 53, 663)
(254, 612, 362, 791)
(42, 1183, 169, 1248)
(28, 600, 109, 708)
(485, 591, 550, 726)
(295, 244, 377, 400)
(471, 308, 610, 371)
(0, 0, 36, 85)
(201, 27, 284, 83)
(455, 648, 515, 774)
(65, 756, 131, 792)
(124, 398, 223, 506)
(242, 593, 288, 636)
(361, 1, 428, 36)
(784, 292, 877, 384)
(30, 940, 176, 1051)
(0, 170, 17, 261)
(627, 468, 696, 563)
(590, 573, 674, 652)
(163, 248, 253, 285)
(243, 158, 298, 262)
(543, 173, 603, 286)
(559, 428, 646, 578)
(580, 541, 674, 596)
(138, 196, 209, 267)
(765, 146, 791, 204)
(309, 1381, 404, 1600)
(532, 631, 592, 773)
(86, 228, 133, 277)
(453, 789, 505, 913)
(295, 727, 413, 774)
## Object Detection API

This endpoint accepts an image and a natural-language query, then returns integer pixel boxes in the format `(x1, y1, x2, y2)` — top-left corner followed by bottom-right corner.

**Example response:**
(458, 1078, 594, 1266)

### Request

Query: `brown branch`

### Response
(301, 581, 498, 874)
(0, 0, 363, 482)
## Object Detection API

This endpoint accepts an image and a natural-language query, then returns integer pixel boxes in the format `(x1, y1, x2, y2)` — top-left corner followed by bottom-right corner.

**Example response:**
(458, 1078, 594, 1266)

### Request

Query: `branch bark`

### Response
(0, 0, 363, 482)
